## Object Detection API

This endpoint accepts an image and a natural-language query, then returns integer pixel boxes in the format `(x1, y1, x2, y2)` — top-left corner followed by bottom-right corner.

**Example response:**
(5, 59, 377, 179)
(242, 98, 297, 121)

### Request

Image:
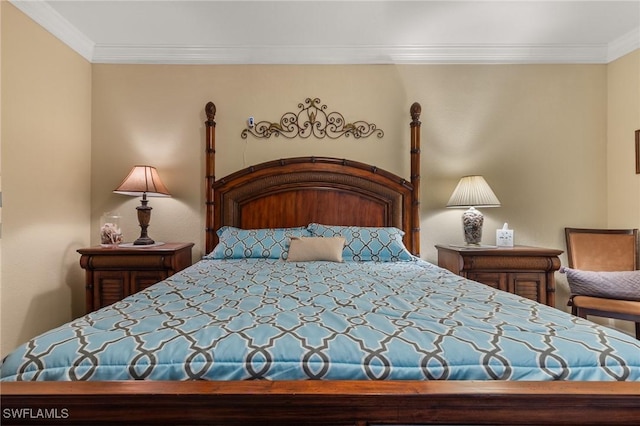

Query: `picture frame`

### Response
(636, 129, 640, 174)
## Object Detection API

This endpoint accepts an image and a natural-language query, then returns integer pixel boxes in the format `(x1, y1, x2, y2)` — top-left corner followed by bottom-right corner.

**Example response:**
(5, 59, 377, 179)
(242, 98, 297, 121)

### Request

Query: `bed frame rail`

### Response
(2, 381, 640, 425)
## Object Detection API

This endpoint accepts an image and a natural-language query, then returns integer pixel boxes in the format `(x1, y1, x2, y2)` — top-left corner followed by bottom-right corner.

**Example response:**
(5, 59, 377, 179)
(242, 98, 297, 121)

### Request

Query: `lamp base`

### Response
(461, 207, 484, 245)
(134, 196, 155, 245)
(133, 236, 156, 245)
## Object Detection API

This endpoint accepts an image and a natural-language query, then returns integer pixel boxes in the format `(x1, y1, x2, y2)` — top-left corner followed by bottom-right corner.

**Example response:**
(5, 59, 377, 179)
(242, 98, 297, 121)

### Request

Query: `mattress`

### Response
(2, 258, 639, 381)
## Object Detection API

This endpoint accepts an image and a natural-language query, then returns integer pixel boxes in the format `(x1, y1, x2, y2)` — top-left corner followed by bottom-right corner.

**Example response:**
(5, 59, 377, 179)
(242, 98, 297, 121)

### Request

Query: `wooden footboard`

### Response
(2, 381, 640, 425)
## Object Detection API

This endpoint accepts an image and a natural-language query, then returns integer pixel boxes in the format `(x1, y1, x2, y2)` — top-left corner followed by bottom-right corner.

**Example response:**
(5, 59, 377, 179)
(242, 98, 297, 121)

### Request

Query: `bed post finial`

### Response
(409, 102, 421, 257)
(410, 102, 421, 125)
(205, 102, 217, 254)
(205, 102, 217, 124)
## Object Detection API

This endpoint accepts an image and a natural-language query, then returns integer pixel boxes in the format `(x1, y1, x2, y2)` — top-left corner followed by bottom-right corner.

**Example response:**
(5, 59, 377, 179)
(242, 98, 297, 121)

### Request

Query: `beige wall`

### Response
(605, 50, 640, 336)
(2, 2, 638, 355)
(608, 50, 640, 227)
(1, 3, 92, 355)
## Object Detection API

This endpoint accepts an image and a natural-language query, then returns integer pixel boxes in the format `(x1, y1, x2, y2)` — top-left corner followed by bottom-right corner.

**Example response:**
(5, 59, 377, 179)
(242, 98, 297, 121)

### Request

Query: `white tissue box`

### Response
(496, 228, 514, 247)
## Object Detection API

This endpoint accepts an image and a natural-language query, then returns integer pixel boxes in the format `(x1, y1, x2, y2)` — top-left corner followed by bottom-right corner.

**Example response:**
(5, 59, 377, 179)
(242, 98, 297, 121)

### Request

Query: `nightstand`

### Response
(78, 242, 194, 312)
(435, 245, 563, 307)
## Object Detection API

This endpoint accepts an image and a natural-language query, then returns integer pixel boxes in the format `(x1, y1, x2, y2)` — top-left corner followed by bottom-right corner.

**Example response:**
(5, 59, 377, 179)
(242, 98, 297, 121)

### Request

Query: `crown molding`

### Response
(385, 44, 610, 65)
(91, 43, 612, 65)
(12, 0, 638, 65)
(608, 27, 640, 62)
(10, 0, 94, 61)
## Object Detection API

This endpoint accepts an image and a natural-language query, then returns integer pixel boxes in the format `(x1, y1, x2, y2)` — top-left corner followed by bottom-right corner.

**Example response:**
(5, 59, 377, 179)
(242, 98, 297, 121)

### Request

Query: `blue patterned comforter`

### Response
(2, 258, 639, 381)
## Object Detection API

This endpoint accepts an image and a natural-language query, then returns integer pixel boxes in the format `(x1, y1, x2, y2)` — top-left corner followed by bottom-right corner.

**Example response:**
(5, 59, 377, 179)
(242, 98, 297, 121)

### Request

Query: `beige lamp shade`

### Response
(447, 175, 500, 208)
(113, 165, 171, 197)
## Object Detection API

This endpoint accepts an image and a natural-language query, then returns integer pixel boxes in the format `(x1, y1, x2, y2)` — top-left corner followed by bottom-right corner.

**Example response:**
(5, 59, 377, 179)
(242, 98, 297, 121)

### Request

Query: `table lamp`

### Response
(447, 175, 500, 245)
(113, 165, 171, 245)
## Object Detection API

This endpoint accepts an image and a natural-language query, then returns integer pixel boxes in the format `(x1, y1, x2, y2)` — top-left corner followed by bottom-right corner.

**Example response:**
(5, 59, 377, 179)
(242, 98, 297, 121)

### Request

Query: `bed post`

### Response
(410, 102, 421, 257)
(205, 101, 217, 254)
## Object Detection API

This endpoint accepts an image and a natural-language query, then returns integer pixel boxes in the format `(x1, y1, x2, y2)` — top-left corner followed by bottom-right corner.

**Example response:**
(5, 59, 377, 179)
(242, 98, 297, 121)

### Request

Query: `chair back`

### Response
(565, 228, 639, 271)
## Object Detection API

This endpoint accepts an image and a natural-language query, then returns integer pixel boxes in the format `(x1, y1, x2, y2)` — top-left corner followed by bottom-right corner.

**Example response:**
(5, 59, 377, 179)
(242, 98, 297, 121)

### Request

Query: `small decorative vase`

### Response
(100, 212, 123, 247)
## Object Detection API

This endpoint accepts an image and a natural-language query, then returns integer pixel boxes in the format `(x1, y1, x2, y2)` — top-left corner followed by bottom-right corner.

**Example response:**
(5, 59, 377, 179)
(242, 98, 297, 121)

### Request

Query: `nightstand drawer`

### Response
(511, 273, 546, 304)
(436, 245, 562, 308)
(131, 270, 169, 293)
(93, 271, 127, 308)
(84, 255, 169, 269)
(466, 272, 507, 292)
(79, 242, 194, 312)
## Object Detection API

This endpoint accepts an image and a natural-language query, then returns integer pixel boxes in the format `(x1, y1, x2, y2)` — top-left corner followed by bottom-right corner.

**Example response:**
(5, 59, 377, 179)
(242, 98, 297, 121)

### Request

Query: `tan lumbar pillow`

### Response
(286, 236, 346, 262)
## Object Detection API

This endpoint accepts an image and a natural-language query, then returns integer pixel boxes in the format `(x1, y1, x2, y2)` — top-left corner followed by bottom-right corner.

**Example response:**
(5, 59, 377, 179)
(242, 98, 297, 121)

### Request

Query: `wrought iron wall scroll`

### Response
(241, 97, 384, 140)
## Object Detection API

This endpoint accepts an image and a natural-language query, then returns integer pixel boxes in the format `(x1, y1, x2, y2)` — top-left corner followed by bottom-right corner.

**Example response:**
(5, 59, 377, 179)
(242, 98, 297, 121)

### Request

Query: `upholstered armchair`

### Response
(563, 228, 640, 339)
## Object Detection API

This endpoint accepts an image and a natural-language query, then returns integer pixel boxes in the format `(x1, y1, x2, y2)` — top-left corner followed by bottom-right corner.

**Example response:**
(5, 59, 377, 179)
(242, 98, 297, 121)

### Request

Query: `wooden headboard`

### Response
(204, 101, 422, 256)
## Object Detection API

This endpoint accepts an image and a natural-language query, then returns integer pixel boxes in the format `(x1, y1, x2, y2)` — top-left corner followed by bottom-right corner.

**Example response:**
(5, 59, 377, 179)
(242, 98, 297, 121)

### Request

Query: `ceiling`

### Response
(11, 0, 640, 64)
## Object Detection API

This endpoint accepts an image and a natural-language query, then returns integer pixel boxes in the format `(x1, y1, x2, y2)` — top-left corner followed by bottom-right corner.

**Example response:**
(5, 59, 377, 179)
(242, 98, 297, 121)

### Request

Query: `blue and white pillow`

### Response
(307, 223, 414, 262)
(208, 226, 311, 260)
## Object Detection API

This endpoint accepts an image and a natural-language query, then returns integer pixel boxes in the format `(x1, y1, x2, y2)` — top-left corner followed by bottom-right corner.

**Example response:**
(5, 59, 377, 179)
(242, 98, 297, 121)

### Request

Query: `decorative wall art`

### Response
(241, 97, 384, 140)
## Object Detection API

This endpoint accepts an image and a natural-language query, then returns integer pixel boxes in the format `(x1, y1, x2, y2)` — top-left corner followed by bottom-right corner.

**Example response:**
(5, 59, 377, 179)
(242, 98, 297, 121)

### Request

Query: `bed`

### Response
(2, 101, 639, 425)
